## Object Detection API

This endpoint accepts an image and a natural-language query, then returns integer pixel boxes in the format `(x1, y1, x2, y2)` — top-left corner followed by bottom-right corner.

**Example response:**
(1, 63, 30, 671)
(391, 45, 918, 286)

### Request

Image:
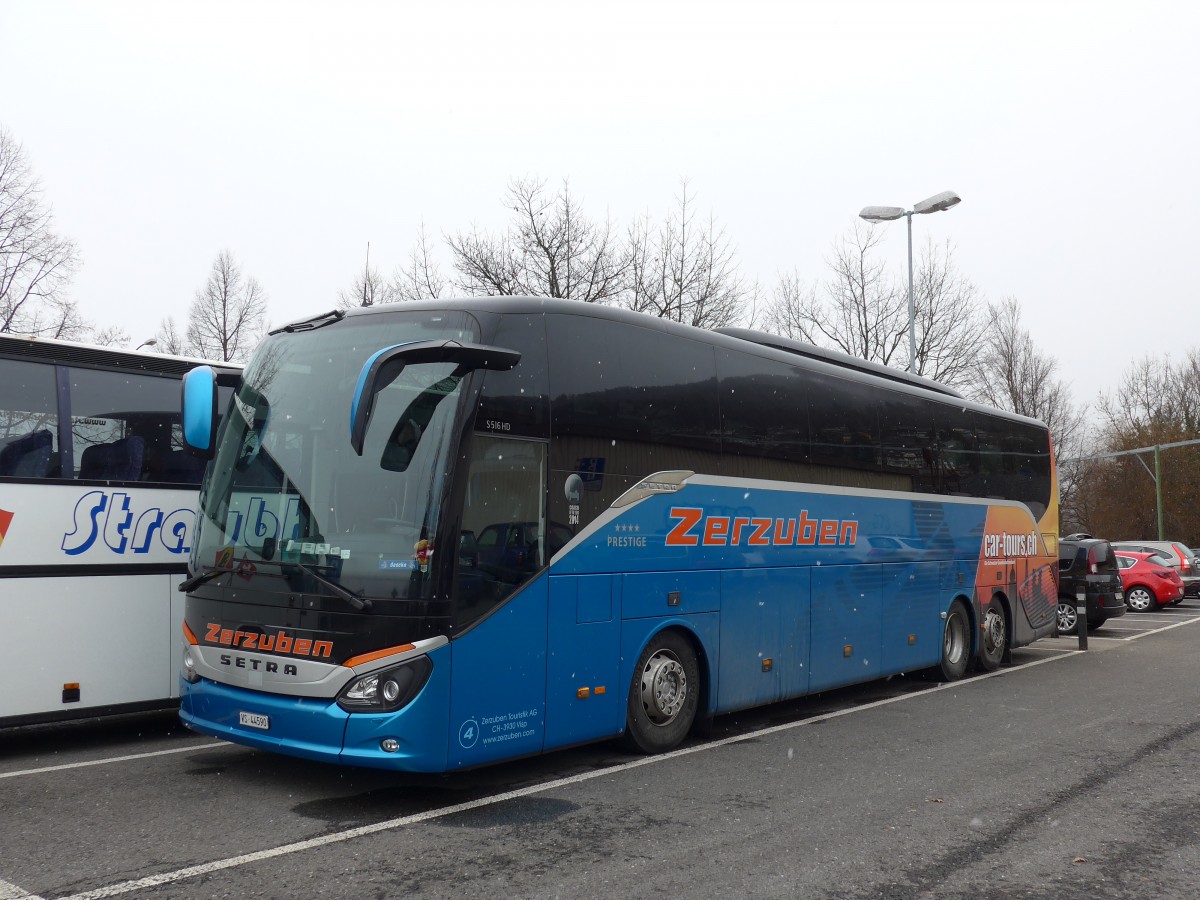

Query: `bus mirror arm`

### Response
(349, 340, 521, 455)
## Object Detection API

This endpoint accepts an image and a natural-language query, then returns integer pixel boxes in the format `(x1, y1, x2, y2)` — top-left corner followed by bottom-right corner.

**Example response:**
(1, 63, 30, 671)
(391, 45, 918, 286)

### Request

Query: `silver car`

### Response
(1111, 541, 1200, 598)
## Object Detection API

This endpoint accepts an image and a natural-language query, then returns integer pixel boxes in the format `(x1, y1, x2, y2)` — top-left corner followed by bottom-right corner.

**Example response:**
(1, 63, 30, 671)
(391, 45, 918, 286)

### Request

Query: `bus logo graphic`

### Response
(665, 507, 859, 548)
(61, 490, 195, 556)
(0, 508, 12, 549)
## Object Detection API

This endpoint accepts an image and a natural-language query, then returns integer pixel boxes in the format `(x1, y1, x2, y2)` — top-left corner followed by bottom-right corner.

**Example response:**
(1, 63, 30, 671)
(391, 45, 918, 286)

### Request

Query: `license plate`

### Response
(238, 711, 270, 730)
(1115, 591, 1124, 600)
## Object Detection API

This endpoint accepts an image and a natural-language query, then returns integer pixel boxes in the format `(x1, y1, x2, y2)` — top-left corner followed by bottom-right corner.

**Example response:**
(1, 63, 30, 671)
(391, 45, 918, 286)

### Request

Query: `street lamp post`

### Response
(135, 339, 158, 352)
(859, 191, 961, 373)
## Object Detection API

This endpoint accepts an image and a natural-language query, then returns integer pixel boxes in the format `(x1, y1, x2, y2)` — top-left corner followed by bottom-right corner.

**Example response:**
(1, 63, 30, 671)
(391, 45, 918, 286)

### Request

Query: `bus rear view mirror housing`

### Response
(181, 365, 219, 457)
(349, 340, 520, 456)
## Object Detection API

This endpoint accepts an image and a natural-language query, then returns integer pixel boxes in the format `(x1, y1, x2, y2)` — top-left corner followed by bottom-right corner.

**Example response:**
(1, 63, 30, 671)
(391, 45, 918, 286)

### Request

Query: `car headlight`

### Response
(337, 656, 432, 713)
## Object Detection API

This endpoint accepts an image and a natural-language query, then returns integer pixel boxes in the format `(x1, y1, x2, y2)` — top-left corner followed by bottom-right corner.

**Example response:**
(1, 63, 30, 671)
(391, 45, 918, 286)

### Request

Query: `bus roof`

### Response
(309, 297, 1048, 431)
(0, 332, 243, 378)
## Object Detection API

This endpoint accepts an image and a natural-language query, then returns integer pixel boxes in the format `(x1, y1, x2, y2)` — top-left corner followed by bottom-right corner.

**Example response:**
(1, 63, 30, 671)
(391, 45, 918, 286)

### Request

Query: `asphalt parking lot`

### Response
(3, 599, 1200, 900)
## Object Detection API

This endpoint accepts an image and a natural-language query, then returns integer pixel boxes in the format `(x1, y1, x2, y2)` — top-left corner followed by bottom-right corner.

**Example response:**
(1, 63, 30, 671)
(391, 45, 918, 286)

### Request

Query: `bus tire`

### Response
(938, 600, 971, 682)
(978, 597, 1008, 672)
(622, 630, 700, 754)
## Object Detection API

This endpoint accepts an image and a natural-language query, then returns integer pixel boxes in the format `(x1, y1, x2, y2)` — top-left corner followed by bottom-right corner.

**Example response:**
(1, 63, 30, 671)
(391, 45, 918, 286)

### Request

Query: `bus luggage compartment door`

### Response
(809, 566, 883, 692)
(716, 568, 811, 712)
(545, 574, 621, 748)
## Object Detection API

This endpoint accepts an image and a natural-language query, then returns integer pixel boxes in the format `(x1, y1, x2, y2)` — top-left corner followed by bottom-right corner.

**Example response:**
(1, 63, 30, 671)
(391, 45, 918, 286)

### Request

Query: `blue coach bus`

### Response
(177, 299, 1058, 771)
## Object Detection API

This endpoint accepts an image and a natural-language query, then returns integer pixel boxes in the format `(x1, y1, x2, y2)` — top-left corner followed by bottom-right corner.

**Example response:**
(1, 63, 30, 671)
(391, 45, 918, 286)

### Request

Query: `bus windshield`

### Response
(194, 311, 480, 604)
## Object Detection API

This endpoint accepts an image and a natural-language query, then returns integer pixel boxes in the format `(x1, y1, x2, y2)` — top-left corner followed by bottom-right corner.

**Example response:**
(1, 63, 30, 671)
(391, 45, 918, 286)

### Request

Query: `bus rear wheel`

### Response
(978, 598, 1008, 671)
(623, 630, 700, 754)
(937, 600, 970, 681)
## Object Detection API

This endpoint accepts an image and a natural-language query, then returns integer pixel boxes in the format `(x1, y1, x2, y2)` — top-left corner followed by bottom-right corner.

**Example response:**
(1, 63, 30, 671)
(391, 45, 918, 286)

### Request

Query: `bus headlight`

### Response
(182, 647, 201, 684)
(337, 655, 432, 713)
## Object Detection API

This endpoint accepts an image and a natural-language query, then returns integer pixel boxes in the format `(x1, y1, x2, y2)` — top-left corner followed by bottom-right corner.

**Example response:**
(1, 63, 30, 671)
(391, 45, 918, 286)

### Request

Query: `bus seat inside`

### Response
(163, 449, 206, 483)
(0, 429, 53, 478)
(79, 435, 145, 481)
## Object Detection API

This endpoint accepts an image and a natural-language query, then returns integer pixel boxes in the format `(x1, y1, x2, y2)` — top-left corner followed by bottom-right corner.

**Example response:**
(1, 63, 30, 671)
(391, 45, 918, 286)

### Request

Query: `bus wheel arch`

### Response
(977, 593, 1010, 672)
(622, 626, 703, 754)
(938, 597, 972, 681)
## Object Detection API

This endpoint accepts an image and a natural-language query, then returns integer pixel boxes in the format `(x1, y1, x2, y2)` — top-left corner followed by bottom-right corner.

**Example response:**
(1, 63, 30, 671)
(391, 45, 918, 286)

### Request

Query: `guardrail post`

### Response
(1075, 587, 1088, 650)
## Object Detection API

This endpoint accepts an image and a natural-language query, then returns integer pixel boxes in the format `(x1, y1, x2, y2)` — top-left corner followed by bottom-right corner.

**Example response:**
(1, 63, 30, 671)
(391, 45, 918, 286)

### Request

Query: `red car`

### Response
(1115, 551, 1184, 611)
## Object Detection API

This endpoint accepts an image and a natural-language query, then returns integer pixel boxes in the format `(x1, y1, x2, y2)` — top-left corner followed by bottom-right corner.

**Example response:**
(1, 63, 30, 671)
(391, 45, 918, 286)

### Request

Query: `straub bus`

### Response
(177, 299, 1058, 770)
(0, 333, 237, 725)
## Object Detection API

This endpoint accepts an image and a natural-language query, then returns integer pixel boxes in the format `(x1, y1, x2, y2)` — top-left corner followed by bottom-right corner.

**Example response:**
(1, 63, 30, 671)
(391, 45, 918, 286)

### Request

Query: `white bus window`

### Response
(0, 359, 59, 479)
(68, 368, 181, 482)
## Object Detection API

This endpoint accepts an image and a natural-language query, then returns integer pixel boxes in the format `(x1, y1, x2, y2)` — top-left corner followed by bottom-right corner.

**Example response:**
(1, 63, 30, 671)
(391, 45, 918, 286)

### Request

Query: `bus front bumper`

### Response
(180, 676, 448, 772)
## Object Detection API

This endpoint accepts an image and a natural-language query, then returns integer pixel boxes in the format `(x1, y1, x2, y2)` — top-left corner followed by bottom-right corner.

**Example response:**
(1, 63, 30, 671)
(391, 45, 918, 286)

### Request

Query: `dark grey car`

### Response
(1057, 537, 1127, 632)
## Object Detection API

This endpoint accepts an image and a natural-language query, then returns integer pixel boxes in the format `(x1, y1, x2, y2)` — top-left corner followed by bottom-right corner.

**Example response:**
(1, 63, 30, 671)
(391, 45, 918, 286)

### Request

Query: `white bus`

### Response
(0, 333, 237, 726)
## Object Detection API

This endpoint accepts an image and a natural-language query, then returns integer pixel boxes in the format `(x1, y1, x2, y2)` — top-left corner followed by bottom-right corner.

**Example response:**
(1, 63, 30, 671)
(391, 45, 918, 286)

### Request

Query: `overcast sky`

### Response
(3, 0, 1196, 404)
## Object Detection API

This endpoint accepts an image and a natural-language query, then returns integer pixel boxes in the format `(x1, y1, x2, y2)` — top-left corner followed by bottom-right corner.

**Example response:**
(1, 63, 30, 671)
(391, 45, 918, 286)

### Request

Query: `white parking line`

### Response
(0, 876, 44, 900)
(0, 742, 224, 781)
(50, 653, 1082, 900)
(1126, 616, 1200, 640)
(34, 614, 1200, 900)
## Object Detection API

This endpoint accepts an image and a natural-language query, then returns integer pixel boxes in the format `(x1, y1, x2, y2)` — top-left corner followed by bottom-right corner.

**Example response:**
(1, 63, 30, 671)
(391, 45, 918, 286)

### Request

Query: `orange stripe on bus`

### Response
(182, 621, 198, 645)
(342, 644, 416, 669)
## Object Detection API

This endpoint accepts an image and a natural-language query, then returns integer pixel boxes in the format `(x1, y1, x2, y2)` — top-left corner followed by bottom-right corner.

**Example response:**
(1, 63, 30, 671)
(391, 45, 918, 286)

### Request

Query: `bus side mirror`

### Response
(181, 365, 219, 457)
(349, 340, 520, 455)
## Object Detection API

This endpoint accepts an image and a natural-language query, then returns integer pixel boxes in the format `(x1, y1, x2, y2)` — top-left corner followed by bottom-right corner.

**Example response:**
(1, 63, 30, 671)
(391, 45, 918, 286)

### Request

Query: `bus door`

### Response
(447, 434, 551, 768)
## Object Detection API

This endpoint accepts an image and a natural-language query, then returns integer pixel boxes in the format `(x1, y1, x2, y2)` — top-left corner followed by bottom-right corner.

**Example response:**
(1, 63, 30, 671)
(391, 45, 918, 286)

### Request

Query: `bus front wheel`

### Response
(623, 630, 700, 754)
(938, 600, 971, 682)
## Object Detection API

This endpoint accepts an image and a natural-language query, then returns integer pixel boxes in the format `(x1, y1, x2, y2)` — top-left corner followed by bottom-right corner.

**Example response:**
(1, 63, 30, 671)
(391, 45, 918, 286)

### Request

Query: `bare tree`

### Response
(447, 178, 625, 301)
(763, 224, 986, 389)
(390, 223, 446, 302)
(90, 325, 131, 347)
(969, 297, 1091, 524)
(972, 297, 1088, 446)
(155, 316, 186, 355)
(911, 238, 987, 387)
(624, 181, 749, 329)
(337, 243, 395, 310)
(186, 250, 268, 362)
(0, 127, 82, 337)
(1076, 350, 1200, 539)
(764, 222, 907, 364)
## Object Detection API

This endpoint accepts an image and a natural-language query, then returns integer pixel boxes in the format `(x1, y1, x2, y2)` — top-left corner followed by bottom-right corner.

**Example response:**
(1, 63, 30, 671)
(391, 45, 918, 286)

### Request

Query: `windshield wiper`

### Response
(291, 561, 373, 612)
(179, 556, 372, 612)
(271, 309, 345, 334)
(178, 566, 233, 593)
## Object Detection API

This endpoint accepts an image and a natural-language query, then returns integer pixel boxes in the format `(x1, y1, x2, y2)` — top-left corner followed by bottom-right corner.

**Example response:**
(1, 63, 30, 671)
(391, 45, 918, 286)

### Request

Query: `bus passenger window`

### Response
(68, 367, 183, 483)
(0, 358, 59, 479)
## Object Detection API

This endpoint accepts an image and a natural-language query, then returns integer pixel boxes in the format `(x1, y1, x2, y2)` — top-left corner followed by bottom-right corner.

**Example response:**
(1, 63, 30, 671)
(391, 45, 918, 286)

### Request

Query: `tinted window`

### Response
(476, 314, 550, 440)
(807, 373, 880, 476)
(547, 315, 720, 530)
(992, 419, 1052, 516)
(933, 403, 978, 496)
(879, 390, 938, 492)
(0, 358, 59, 478)
(716, 349, 808, 478)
